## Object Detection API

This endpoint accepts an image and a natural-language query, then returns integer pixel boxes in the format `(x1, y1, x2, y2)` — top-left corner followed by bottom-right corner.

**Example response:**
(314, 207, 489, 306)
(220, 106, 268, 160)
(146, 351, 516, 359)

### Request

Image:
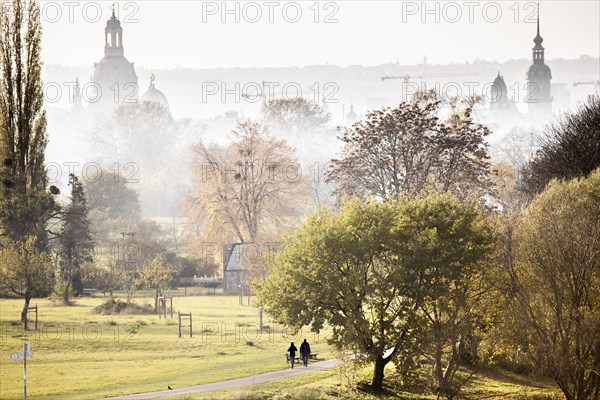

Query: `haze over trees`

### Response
(90, 102, 204, 216)
(261, 97, 333, 150)
(262, 97, 337, 206)
(83, 170, 141, 242)
(187, 120, 309, 244)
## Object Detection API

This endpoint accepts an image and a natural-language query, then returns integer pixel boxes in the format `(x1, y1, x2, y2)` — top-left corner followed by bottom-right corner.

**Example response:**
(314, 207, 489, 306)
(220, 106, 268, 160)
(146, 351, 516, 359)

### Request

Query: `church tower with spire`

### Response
(526, 5, 552, 118)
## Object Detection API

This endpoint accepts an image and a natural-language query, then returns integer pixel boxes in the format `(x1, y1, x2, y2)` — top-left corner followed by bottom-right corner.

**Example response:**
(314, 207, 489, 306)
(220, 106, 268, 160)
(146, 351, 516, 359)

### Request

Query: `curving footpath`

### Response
(100, 358, 339, 400)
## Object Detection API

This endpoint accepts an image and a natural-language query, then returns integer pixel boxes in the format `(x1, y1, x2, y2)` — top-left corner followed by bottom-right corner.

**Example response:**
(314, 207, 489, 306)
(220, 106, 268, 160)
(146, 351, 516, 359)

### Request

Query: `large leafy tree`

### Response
(259, 194, 492, 391)
(0, 236, 53, 327)
(187, 120, 308, 244)
(506, 169, 600, 400)
(327, 92, 491, 200)
(55, 174, 94, 305)
(519, 96, 600, 199)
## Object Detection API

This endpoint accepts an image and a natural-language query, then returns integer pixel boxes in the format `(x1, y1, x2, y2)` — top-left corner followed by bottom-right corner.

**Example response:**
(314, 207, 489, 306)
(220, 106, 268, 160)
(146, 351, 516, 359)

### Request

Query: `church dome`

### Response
(140, 74, 169, 109)
(92, 55, 138, 90)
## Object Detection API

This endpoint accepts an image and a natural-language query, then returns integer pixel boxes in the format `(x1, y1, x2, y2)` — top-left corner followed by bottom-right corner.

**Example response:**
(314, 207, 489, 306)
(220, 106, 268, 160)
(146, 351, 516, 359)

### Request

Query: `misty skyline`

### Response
(39, 0, 600, 69)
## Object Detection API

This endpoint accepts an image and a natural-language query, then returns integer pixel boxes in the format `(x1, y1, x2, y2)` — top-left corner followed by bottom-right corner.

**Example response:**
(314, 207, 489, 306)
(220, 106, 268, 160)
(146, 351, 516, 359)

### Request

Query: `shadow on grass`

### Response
(473, 365, 552, 390)
(357, 381, 418, 399)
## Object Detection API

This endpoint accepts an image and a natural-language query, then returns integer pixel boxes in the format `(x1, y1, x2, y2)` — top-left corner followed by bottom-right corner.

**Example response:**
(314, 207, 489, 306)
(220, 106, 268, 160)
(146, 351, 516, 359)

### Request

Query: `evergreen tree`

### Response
(56, 174, 94, 305)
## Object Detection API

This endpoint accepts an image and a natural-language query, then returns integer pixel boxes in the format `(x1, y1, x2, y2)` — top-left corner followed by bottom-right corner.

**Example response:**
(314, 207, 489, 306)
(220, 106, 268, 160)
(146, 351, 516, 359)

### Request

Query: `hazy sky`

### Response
(39, 0, 599, 68)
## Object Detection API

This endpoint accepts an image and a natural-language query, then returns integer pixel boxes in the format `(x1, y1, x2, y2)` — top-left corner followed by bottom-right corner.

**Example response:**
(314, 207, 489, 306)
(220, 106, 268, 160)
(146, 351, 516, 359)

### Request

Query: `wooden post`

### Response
(178, 312, 181, 338)
(163, 297, 167, 319)
(24, 305, 39, 331)
(178, 312, 192, 338)
(170, 297, 173, 319)
(158, 296, 162, 319)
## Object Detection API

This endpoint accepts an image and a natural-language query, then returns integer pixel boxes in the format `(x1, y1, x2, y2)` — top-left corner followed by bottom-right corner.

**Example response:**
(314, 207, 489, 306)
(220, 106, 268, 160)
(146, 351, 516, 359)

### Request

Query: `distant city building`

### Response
(526, 9, 553, 118)
(490, 72, 518, 114)
(91, 7, 138, 111)
(140, 74, 169, 110)
(346, 103, 358, 123)
(72, 77, 82, 113)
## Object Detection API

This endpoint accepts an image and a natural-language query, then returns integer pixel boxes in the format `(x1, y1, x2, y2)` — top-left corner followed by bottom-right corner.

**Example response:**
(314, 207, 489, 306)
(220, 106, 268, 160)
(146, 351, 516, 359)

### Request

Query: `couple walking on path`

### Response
(287, 339, 311, 368)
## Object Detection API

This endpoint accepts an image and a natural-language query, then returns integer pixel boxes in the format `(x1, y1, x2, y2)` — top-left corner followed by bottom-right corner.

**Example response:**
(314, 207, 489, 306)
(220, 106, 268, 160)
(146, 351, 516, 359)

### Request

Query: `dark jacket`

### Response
(287, 344, 298, 356)
(300, 341, 311, 356)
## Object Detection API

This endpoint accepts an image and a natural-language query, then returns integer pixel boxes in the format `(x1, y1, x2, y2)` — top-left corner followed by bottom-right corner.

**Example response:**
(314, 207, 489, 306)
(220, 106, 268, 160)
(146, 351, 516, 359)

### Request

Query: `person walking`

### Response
(287, 342, 298, 369)
(299, 339, 311, 367)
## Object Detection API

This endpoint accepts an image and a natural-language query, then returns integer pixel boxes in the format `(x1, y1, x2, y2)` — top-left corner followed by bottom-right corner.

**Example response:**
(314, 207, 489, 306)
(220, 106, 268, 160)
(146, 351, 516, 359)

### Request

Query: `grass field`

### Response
(0, 294, 562, 400)
(0, 294, 333, 400)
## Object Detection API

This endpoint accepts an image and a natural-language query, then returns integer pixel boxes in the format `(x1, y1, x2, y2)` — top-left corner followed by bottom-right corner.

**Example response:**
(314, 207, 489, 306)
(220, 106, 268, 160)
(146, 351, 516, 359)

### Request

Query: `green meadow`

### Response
(0, 294, 333, 400)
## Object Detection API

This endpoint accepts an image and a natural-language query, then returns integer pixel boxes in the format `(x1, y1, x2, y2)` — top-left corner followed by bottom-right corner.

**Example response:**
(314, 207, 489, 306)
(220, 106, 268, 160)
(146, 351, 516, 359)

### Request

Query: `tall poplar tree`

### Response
(0, 0, 57, 322)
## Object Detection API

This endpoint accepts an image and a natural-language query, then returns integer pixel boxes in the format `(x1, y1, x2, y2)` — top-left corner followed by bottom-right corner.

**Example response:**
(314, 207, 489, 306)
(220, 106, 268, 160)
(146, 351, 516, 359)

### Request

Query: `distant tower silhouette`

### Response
(105, 5, 124, 57)
(346, 102, 357, 123)
(488, 71, 519, 120)
(91, 4, 138, 111)
(73, 77, 82, 112)
(526, 5, 552, 117)
(490, 72, 508, 109)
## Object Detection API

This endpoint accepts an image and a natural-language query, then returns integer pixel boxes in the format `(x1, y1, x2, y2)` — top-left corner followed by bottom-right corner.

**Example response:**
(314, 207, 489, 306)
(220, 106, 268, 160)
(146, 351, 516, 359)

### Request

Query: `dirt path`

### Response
(100, 358, 339, 399)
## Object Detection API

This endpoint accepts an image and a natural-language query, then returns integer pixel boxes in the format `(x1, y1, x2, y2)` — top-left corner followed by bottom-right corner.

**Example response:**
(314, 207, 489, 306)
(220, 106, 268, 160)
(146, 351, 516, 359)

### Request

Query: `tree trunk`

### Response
(258, 306, 263, 331)
(21, 291, 31, 330)
(371, 355, 386, 390)
(154, 288, 159, 313)
(63, 277, 72, 305)
(434, 344, 450, 399)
